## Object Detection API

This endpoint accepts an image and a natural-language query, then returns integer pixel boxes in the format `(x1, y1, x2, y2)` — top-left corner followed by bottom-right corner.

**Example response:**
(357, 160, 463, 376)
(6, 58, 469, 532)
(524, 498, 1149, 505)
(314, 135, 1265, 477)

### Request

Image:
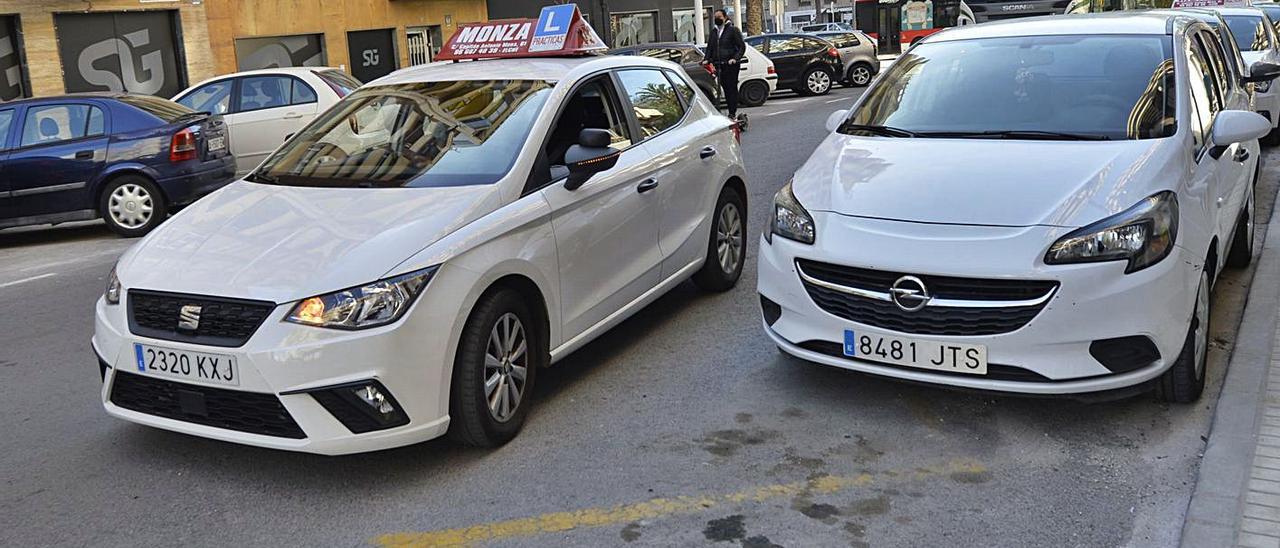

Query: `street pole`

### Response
(695, 0, 706, 46)
(734, 0, 743, 28)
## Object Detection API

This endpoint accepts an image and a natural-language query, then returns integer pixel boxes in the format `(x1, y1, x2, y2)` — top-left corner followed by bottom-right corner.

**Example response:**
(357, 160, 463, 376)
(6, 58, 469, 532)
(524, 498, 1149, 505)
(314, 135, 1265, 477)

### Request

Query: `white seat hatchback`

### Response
(758, 14, 1279, 401)
(96, 42, 748, 453)
(173, 67, 362, 176)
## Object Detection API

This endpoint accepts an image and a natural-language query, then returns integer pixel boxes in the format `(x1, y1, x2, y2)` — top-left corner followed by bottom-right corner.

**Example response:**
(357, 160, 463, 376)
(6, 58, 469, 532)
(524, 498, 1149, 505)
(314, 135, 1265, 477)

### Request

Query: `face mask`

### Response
(715, 17, 725, 25)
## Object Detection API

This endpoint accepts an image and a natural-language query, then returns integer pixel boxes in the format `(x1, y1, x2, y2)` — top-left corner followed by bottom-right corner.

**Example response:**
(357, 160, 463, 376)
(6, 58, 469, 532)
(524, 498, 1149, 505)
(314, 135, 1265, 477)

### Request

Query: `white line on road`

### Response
(826, 97, 853, 103)
(0, 273, 56, 289)
(764, 109, 794, 117)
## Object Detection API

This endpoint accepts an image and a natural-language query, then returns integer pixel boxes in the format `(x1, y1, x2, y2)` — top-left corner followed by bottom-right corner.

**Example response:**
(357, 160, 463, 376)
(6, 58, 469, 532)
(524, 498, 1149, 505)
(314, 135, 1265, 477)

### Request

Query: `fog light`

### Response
(353, 385, 396, 416)
(291, 380, 410, 434)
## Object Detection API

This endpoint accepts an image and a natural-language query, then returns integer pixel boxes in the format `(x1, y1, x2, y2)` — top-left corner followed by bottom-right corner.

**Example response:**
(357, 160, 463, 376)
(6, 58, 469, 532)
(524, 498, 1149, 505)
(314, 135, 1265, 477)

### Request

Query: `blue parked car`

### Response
(0, 93, 236, 237)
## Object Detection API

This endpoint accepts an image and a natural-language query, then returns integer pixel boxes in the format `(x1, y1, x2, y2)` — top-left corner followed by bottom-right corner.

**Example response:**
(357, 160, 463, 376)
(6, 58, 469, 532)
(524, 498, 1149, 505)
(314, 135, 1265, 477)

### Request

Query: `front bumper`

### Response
(756, 214, 1198, 395)
(92, 265, 480, 455)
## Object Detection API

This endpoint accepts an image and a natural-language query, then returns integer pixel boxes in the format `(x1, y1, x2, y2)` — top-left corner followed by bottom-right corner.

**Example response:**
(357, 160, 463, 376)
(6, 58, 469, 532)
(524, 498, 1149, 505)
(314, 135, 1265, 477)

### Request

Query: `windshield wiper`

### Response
(838, 123, 922, 138)
(920, 129, 1111, 141)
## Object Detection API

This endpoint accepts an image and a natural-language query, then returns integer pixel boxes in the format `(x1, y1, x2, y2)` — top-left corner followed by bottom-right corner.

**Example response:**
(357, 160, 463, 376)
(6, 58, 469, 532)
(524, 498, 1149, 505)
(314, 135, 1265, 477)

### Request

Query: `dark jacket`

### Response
(706, 23, 746, 64)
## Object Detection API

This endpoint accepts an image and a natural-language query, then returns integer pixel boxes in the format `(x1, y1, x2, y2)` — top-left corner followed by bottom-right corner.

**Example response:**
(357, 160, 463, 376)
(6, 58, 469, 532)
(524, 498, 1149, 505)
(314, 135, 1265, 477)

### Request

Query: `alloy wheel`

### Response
(717, 202, 743, 274)
(808, 70, 831, 94)
(1193, 272, 1209, 379)
(108, 183, 154, 229)
(850, 66, 871, 86)
(484, 312, 528, 423)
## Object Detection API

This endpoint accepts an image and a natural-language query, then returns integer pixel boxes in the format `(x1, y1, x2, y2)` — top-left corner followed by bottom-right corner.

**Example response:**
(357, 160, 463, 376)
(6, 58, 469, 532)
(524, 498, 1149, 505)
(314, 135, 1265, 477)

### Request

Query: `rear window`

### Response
(116, 95, 194, 123)
(316, 70, 363, 96)
(821, 33, 861, 48)
(1224, 14, 1272, 52)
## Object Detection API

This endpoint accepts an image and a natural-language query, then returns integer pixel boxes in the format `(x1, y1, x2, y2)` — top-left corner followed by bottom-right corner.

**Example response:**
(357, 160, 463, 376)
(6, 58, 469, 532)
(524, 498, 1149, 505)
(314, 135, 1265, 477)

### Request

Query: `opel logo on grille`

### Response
(178, 304, 202, 331)
(889, 276, 931, 312)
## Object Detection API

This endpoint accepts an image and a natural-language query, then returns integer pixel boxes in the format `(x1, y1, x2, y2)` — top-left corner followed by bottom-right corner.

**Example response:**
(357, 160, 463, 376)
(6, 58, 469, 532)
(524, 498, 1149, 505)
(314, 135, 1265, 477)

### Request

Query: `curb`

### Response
(1181, 186, 1280, 547)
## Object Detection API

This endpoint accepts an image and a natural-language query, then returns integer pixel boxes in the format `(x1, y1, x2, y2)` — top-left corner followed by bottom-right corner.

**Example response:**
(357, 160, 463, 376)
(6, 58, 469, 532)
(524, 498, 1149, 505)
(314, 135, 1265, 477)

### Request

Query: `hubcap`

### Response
(484, 312, 528, 423)
(108, 183, 154, 229)
(1193, 272, 1209, 379)
(808, 71, 830, 93)
(716, 203, 743, 274)
(852, 67, 871, 85)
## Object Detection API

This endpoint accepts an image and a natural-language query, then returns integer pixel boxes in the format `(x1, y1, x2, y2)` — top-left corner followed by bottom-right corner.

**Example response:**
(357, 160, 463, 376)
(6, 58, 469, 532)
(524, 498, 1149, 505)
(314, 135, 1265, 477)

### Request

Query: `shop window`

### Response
(612, 12, 658, 48)
(672, 8, 712, 43)
(54, 11, 186, 97)
(0, 16, 28, 100)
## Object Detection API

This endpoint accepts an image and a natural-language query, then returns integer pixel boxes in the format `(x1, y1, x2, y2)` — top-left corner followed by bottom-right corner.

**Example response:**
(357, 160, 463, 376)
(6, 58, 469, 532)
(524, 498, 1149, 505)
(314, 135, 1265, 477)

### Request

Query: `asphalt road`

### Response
(1, 84, 1274, 548)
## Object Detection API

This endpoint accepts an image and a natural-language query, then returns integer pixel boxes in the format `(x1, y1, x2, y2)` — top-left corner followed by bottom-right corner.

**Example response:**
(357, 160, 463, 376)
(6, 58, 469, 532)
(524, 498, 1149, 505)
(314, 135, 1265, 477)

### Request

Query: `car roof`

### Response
(371, 54, 668, 86)
(1, 92, 132, 106)
(1204, 6, 1268, 16)
(611, 42, 697, 50)
(929, 12, 1181, 42)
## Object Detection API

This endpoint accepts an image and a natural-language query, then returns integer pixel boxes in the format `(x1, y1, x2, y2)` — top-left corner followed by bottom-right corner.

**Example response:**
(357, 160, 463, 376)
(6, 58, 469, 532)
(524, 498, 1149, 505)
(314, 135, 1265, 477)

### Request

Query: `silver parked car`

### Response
(813, 31, 880, 87)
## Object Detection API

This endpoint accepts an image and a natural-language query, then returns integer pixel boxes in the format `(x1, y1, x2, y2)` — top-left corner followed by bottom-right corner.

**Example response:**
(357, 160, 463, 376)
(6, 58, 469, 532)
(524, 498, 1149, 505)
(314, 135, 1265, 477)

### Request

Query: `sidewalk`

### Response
(1183, 190, 1280, 547)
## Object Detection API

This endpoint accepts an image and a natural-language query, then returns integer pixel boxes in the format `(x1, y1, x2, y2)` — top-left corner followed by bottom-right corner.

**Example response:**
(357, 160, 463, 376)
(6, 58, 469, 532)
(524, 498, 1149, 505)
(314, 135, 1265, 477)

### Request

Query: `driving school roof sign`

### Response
(437, 5, 606, 61)
(1169, 0, 1250, 6)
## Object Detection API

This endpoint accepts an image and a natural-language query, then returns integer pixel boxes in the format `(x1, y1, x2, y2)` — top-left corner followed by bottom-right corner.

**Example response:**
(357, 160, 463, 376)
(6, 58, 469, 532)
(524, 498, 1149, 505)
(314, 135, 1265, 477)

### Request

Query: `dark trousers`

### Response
(715, 63, 741, 117)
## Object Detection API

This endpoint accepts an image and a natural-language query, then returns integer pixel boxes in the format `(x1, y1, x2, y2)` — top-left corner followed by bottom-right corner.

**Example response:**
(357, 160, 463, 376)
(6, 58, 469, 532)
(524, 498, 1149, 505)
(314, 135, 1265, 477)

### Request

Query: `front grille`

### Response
(797, 340, 1052, 382)
(128, 290, 275, 348)
(110, 371, 305, 439)
(797, 259, 1056, 336)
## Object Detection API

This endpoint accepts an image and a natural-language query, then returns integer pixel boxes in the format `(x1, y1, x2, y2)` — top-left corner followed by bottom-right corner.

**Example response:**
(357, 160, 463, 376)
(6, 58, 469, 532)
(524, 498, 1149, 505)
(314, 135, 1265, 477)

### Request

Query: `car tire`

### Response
(1227, 193, 1255, 268)
(740, 79, 770, 107)
(799, 66, 833, 96)
(99, 175, 168, 238)
(693, 186, 747, 292)
(846, 62, 874, 87)
(447, 287, 542, 447)
(1155, 269, 1209, 403)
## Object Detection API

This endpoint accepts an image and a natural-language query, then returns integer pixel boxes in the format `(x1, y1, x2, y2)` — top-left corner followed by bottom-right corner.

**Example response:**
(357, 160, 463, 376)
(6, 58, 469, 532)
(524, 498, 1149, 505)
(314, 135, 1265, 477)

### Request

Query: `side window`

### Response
(542, 76, 633, 171)
(639, 48, 683, 63)
(666, 69, 696, 106)
(19, 104, 102, 147)
(617, 69, 686, 138)
(1199, 32, 1233, 97)
(1186, 40, 1216, 151)
(771, 37, 807, 54)
(178, 80, 232, 114)
(292, 79, 318, 105)
(0, 109, 13, 150)
(800, 38, 828, 53)
(238, 76, 291, 112)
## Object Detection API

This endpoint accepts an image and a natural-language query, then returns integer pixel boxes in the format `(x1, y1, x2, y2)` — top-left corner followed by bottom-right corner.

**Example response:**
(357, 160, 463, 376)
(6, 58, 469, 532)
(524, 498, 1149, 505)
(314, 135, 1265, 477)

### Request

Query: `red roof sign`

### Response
(437, 5, 606, 61)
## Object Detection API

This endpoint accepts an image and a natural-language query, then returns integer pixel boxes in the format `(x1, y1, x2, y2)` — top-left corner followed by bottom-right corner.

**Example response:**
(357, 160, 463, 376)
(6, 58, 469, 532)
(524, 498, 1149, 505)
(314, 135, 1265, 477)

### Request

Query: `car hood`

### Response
(118, 181, 500, 303)
(790, 134, 1178, 228)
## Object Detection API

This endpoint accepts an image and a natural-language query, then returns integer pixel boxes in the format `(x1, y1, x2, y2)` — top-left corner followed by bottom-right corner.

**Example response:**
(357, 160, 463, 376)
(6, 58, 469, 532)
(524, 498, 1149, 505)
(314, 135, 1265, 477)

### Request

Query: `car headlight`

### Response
(767, 180, 815, 244)
(285, 266, 438, 330)
(105, 267, 121, 305)
(1044, 191, 1178, 274)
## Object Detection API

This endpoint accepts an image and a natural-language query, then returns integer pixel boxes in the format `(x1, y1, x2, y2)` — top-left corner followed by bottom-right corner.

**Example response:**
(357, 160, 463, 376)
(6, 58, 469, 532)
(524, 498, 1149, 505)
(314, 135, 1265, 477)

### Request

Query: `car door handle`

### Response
(1234, 147, 1250, 163)
(637, 178, 660, 193)
(700, 146, 718, 159)
(282, 112, 303, 120)
(74, 150, 94, 160)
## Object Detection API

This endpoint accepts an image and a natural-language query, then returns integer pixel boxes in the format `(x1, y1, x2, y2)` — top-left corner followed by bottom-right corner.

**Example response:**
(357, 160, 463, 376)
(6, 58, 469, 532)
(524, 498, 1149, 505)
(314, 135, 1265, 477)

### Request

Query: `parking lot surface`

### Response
(1, 84, 1273, 547)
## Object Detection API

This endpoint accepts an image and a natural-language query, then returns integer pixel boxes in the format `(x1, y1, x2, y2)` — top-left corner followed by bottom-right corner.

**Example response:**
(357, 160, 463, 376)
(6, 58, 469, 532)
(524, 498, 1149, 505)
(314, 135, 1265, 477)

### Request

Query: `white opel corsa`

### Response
(94, 54, 748, 454)
(758, 14, 1279, 401)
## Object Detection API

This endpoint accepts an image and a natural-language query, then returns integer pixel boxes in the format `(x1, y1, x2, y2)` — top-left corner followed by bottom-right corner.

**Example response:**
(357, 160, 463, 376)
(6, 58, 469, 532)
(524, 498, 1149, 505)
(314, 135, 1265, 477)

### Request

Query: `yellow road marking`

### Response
(375, 459, 986, 547)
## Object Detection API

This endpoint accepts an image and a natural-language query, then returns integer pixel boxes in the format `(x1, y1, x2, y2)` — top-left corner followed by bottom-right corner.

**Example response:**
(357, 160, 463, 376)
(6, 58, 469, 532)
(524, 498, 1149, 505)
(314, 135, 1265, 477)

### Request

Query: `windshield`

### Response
(317, 70, 363, 97)
(251, 80, 553, 188)
(845, 34, 1176, 140)
(117, 95, 196, 123)
(1224, 15, 1272, 52)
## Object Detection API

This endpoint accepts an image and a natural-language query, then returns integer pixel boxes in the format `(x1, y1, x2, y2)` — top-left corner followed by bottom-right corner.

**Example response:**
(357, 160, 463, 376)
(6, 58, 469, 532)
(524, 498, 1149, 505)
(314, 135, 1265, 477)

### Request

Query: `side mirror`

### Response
(1244, 61, 1280, 84)
(1208, 109, 1271, 158)
(825, 109, 849, 132)
(564, 128, 620, 190)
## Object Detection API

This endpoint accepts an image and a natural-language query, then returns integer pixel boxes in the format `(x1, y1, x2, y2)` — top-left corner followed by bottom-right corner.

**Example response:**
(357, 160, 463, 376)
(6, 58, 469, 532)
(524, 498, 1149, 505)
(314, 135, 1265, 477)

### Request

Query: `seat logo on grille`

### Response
(177, 305, 202, 331)
(889, 276, 931, 312)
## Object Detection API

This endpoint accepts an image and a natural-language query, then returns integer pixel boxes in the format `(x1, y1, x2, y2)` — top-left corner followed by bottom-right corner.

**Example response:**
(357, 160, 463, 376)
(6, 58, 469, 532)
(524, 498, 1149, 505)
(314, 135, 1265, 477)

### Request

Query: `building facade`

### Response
(488, 0, 736, 47)
(0, 0, 218, 99)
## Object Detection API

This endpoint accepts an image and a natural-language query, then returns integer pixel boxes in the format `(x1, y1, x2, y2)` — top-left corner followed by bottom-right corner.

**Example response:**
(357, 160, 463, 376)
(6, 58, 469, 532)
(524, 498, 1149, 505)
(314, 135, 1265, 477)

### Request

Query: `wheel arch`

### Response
(1206, 236, 1219, 284)
(93, 166, 166, 208)
(476, 273, 553, 368)
(723, 175, 748, 219)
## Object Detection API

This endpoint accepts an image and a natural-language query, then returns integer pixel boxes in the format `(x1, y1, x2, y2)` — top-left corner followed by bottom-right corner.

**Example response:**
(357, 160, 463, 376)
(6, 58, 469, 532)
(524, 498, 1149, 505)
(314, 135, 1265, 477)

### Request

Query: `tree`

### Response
(745, 0, 764, 35)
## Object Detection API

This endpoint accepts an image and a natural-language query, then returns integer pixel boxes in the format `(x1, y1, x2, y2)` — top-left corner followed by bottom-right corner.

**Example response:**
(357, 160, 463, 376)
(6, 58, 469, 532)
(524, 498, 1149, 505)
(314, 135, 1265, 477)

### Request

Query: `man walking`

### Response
(705, 9, 746, 122)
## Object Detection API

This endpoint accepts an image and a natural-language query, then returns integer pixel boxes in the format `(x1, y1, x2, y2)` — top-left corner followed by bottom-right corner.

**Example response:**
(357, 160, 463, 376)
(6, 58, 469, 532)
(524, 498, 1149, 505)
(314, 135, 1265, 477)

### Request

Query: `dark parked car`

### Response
(608, 43, 721, 102)
(0, 94, 235, 237)
(745, 33, 843, 95)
